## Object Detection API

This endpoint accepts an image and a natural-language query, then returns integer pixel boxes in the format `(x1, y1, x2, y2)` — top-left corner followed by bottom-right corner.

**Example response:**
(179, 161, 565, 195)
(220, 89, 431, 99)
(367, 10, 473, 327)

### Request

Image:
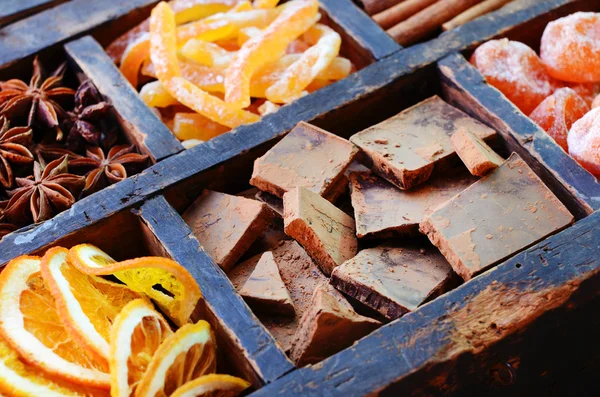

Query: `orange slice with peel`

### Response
(110, 299, 173, 397)
(0, 339, 110, 397)
(0, 256, 110, 389)
(134, 320, 217, 397)
(224, 0, 319, 107)
(68, 244, 202, 327)
(41, 247, 142, 365)
(120, 33, 150, 88)
(171, 374, 250, 397)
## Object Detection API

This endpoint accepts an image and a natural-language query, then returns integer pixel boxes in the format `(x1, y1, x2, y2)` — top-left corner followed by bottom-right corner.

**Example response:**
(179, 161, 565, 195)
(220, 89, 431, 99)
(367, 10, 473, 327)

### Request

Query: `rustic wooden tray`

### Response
(0, 0, 598, 395)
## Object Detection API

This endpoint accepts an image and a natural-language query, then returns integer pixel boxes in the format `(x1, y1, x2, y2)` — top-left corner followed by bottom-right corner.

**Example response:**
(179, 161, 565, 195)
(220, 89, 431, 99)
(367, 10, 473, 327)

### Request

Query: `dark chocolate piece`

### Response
(283, 187, 358, 276)
(420, 153, 574, 280)
(330, 244, 455, 320)
(350, 95, 496, 190)
(182, 190, 273, 271)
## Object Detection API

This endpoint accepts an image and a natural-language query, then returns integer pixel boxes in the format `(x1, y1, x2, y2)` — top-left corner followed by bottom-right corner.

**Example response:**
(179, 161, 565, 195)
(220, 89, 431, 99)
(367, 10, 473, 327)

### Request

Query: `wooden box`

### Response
(0, 0, 598, 395)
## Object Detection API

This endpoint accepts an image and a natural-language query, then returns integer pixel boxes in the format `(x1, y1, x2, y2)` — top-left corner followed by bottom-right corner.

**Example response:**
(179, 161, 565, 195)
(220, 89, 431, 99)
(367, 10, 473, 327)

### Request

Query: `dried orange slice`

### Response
(120, 32, 150, 88)
(266, 24, 341, 103)
(68, 244, 202, 327)
(171, 374, 250, 397)
(224, 0, 319, 107)
(110, 299, 173, 397)
(0, 256, 110, 389)
(173, 112, 230, 141)
(41, 247, 142, 365)
(134, 320, 217, 397)
(0, 339, 108, 397)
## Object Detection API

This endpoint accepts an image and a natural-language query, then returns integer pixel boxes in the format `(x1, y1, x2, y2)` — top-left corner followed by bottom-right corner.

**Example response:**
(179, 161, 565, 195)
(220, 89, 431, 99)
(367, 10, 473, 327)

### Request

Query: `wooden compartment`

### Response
(0, 0, 598, 394)
(0, 0, 68, 27)
(6, 193, 294, 388)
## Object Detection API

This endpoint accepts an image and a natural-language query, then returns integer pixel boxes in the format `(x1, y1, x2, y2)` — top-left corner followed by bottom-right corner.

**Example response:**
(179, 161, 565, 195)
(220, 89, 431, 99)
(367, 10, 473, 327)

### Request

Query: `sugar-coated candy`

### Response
(592, 94, 600, 109)
(529, 88, 589, 152)
(470, 39, 557, 114)
(540, 12, 600, 83)
(567, 83, 600, 107)
(568, 107, 600, 176)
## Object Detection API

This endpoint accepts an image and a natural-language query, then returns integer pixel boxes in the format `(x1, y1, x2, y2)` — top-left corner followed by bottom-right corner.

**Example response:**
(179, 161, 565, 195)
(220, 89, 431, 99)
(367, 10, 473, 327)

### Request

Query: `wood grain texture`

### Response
(138, 195, 295, 385)
(248, 210, 600, 396)
(438, 52, 600, 219)
(0, 0, 67, 27)
(0, 0, 158, 69)
(65, 36, 182, 162)
(320, 0, 401, 61)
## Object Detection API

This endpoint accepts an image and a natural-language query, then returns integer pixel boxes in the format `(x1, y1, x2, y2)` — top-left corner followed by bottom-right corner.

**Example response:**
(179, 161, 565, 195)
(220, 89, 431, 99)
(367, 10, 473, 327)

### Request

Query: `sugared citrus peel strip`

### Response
(68, 243, 202, 327)
(110, 299, 173, 397)
(120, 33, 150, 88)
(41, 247, 141, 365)
(171, 374, 250, 397)
(0, 256, 110, 389)
(266, 23, 341, 103)
(151, 2, 259, 128)
(224, 0, 320, 107)
(135, 320, 217, 397)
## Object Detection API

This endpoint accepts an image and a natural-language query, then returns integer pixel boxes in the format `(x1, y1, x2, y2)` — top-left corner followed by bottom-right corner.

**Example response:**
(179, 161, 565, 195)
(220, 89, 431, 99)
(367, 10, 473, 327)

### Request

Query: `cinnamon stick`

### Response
(442, 0, 513, 31)
(373, 0, 439, 30)
(358, 0, 406, 15)
(387, 0, 482, 46)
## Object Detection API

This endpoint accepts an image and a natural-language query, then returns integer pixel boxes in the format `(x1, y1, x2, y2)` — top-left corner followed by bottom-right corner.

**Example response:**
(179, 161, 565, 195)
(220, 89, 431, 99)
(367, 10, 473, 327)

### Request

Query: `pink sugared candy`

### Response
(470, 39, 557, 114)
(568, 107, 600, 176)
(540, 12, 600, 83)
(529, 88, 589, 152)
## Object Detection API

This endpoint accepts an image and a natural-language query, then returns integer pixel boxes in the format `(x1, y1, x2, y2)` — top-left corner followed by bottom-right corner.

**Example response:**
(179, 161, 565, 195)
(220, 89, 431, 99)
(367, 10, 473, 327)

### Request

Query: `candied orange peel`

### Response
(109, 0, 353, 145)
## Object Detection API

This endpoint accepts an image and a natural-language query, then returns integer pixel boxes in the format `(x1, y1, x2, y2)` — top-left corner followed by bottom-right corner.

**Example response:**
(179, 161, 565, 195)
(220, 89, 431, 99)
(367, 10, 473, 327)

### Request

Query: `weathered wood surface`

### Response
(0, 0, 158, 69)
(247, 209, 600, 396)
(65, 36, 182, 162)
(0, 0, 67, 27)
(438, 52, 600, 219)
(138, 195, 295, 385)
(319, 0, 400, 62)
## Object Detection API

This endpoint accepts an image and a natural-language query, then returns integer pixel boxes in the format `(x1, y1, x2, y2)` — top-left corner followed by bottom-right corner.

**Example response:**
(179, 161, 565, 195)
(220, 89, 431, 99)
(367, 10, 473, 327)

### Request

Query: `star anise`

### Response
(69, 145, 148, 197)
(4, 156, 84, 224)
(61, 80, 113, 152)
(0, 199, 16, 239)
(0, 57, 75, 141)
(0, 116, 34, 188)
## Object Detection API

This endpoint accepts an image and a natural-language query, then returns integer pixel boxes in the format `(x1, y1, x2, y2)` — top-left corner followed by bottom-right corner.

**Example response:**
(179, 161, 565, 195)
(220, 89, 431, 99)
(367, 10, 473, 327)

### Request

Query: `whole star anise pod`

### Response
(61, 80, 113, 152)
(69, 145, 148, 197)
(4, 156, 84, 224)
(0, 116, 34, 188)
(0, 57, 75, 141)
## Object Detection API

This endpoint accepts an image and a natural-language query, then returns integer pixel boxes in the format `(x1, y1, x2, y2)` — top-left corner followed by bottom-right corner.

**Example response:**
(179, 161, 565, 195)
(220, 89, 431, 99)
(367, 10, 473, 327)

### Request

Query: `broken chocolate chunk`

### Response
(283, 187, 357, 276)
(451, 128, 504, 176)
(349, 164, 477, 238)
(350, 96, 496, 190)
(330, 244, 455, 320)
(420, 153, 574, 281)
(229, 240, 328, 352)
(182, 190, 273, 271)
(239, 251, 295, 317)
(289, 283, 380, 366)
(250, 122, 358, 200)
